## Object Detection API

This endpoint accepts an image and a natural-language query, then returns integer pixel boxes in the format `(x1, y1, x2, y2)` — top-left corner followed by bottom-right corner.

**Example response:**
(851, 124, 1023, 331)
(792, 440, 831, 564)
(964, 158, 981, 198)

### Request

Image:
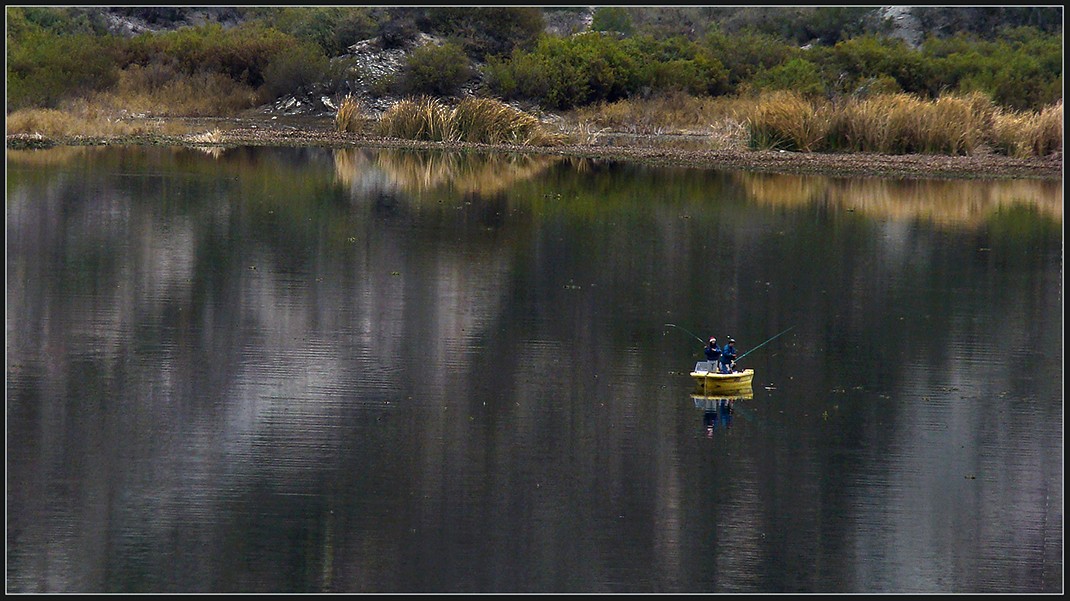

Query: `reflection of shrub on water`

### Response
(737, 171, 1062, 227)
(333, 146, 560, 196)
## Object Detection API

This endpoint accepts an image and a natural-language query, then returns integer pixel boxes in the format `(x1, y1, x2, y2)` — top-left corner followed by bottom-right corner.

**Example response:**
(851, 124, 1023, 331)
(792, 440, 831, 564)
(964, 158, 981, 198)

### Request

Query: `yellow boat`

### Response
(690, 361, 754, 396)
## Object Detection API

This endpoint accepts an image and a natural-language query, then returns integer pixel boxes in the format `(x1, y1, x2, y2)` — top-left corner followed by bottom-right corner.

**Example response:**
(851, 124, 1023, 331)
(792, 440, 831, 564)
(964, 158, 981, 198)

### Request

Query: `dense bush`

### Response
(399, 42, 473, 96)
(7, 27, 122, 110)
(123, 23, 302, 88)
(807, 35, 932, 97)
(591, 7, 634, 35)
(920, 28, 1062, 110)
(421, 7, 544, 60)
(750, 58, 826, 96)
(703, 27, 801, 93)
(261, 41, 331, 99)
(250, 7, 377, 56)
(485, 32, 731, 109)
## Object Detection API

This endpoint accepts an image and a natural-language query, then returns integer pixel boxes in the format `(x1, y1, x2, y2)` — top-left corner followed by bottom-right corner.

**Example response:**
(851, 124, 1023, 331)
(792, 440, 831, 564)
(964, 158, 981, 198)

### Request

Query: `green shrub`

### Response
(485, 33, 637, 109)
(751, 58, 826, 97)
(703, 26, 801, 93)
(400, 42, 473, 96)
(423, 7, 544, 60)
(124, 23, 299, 88)
(591, 7, 634, 35)
(821, 35, 931, 97)
(261, 41, 330, 99)
(7, 29, 121, 110)
(252, 7, 376, 56)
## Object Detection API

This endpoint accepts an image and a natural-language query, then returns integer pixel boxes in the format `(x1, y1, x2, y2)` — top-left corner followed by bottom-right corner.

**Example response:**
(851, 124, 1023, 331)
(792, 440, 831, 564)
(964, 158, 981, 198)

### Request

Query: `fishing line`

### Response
(664, 323, 706, 344)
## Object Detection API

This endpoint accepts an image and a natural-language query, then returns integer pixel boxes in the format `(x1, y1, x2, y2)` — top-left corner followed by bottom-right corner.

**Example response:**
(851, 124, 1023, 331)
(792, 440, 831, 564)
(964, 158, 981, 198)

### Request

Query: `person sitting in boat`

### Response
(719, 338, 737, 373)
(704, 337, 721, 368)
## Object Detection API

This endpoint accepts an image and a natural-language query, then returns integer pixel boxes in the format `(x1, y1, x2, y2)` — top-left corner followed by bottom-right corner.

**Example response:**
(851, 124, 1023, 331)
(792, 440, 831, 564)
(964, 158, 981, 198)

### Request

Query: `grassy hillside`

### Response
(5, 7, 1063, 158)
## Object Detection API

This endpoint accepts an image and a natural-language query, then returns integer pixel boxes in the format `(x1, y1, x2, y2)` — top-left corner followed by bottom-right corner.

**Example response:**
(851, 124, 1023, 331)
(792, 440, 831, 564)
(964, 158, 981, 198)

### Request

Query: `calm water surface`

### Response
(6, 145, 1063, 593)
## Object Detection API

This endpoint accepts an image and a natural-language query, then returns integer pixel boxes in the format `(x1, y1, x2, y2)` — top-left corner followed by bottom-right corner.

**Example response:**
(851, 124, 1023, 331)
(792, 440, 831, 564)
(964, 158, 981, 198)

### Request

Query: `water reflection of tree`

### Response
(735, 172, 1062, 227)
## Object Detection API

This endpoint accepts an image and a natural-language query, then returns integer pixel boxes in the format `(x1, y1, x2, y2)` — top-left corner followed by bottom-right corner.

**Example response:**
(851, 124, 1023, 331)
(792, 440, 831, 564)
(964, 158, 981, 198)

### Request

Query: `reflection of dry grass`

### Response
(337, 149, 560, 195)
(7, 146, 92, 167)
(332, 147, 375, 189)
(738, 172, 1063, 226)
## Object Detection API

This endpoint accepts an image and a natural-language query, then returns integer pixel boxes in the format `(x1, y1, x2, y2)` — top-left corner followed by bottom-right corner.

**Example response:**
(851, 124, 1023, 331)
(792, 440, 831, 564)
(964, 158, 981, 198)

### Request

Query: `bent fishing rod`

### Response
(664, 323, 706, 344)
(736, 326, 795, 361)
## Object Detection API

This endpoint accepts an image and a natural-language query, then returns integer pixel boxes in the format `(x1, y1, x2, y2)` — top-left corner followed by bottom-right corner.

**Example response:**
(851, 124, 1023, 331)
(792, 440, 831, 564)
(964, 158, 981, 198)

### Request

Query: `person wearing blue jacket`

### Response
(720, 338, 737, 373)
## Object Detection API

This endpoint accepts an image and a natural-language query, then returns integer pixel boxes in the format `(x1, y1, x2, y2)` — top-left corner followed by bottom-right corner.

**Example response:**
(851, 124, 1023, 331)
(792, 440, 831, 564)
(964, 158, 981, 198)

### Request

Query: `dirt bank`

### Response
(7, 116, 1062, 181)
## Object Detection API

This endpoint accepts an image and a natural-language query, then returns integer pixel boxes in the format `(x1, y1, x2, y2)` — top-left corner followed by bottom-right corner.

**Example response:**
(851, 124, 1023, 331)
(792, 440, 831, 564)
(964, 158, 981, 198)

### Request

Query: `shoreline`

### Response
(7, 121, 1063, 181)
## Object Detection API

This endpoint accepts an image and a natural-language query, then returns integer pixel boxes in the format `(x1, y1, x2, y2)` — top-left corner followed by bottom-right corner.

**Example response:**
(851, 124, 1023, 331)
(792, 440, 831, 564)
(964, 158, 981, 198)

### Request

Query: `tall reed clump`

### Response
(374, 96, 457, 142)
(374, 97, 560, 145)
(912, 92, 995, 155)
(830, 93, 918, 153)
(744, 91, 833, 152)
(828, 92, 994, 155)
(991, 100, 1063, 158)
(335, 94, 367, 133)
(450, 97, 552, 144)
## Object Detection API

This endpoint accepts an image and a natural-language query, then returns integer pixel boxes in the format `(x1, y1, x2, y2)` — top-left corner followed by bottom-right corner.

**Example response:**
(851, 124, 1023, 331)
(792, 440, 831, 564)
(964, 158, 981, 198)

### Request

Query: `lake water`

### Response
(6, 145, 1063, 593)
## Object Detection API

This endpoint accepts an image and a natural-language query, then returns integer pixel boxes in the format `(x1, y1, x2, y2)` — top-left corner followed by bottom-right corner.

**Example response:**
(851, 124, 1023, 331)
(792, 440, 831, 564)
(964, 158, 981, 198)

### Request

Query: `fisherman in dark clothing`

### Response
(704, 337, 721, 370)
(720, 338, 737, 373)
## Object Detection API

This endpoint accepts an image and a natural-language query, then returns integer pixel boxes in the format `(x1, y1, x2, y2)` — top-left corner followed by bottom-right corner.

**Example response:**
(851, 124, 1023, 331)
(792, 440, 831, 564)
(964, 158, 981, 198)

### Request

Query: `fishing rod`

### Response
(664, 323, 706, 344)
(736, 326, 795, 361)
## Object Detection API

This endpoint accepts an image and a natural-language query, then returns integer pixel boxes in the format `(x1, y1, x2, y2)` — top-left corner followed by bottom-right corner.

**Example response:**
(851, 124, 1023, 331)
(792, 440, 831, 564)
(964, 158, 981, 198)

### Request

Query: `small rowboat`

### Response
(690, 361, 754, 396)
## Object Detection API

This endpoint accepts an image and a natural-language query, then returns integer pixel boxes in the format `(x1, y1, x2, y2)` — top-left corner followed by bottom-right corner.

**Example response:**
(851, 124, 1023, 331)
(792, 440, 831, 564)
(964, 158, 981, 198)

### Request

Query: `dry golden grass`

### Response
(743, 90, 1056, 156)
(5, 107, 139, 137)
(92, 66, 260, 117)
(374, 97, 562, 146)
(451, 97, 552, 145)
(744, 90, 833, 152)
(1033, 100, 1063, 156)
(374, 96, 457, 142)
(335, 94, 368, 134)
(563, 92, 749, 133)
(831, 93, 918, 153)
(991, 103, 1064, 159)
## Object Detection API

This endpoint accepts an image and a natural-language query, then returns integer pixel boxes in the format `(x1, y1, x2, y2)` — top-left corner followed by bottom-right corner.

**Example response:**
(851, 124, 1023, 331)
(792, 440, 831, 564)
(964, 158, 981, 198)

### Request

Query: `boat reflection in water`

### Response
(691, 391, 754, 437)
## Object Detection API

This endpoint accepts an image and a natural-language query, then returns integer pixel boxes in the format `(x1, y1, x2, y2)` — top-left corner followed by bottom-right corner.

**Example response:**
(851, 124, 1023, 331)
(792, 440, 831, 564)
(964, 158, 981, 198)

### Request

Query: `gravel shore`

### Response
(7, 117, 1062, 181)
